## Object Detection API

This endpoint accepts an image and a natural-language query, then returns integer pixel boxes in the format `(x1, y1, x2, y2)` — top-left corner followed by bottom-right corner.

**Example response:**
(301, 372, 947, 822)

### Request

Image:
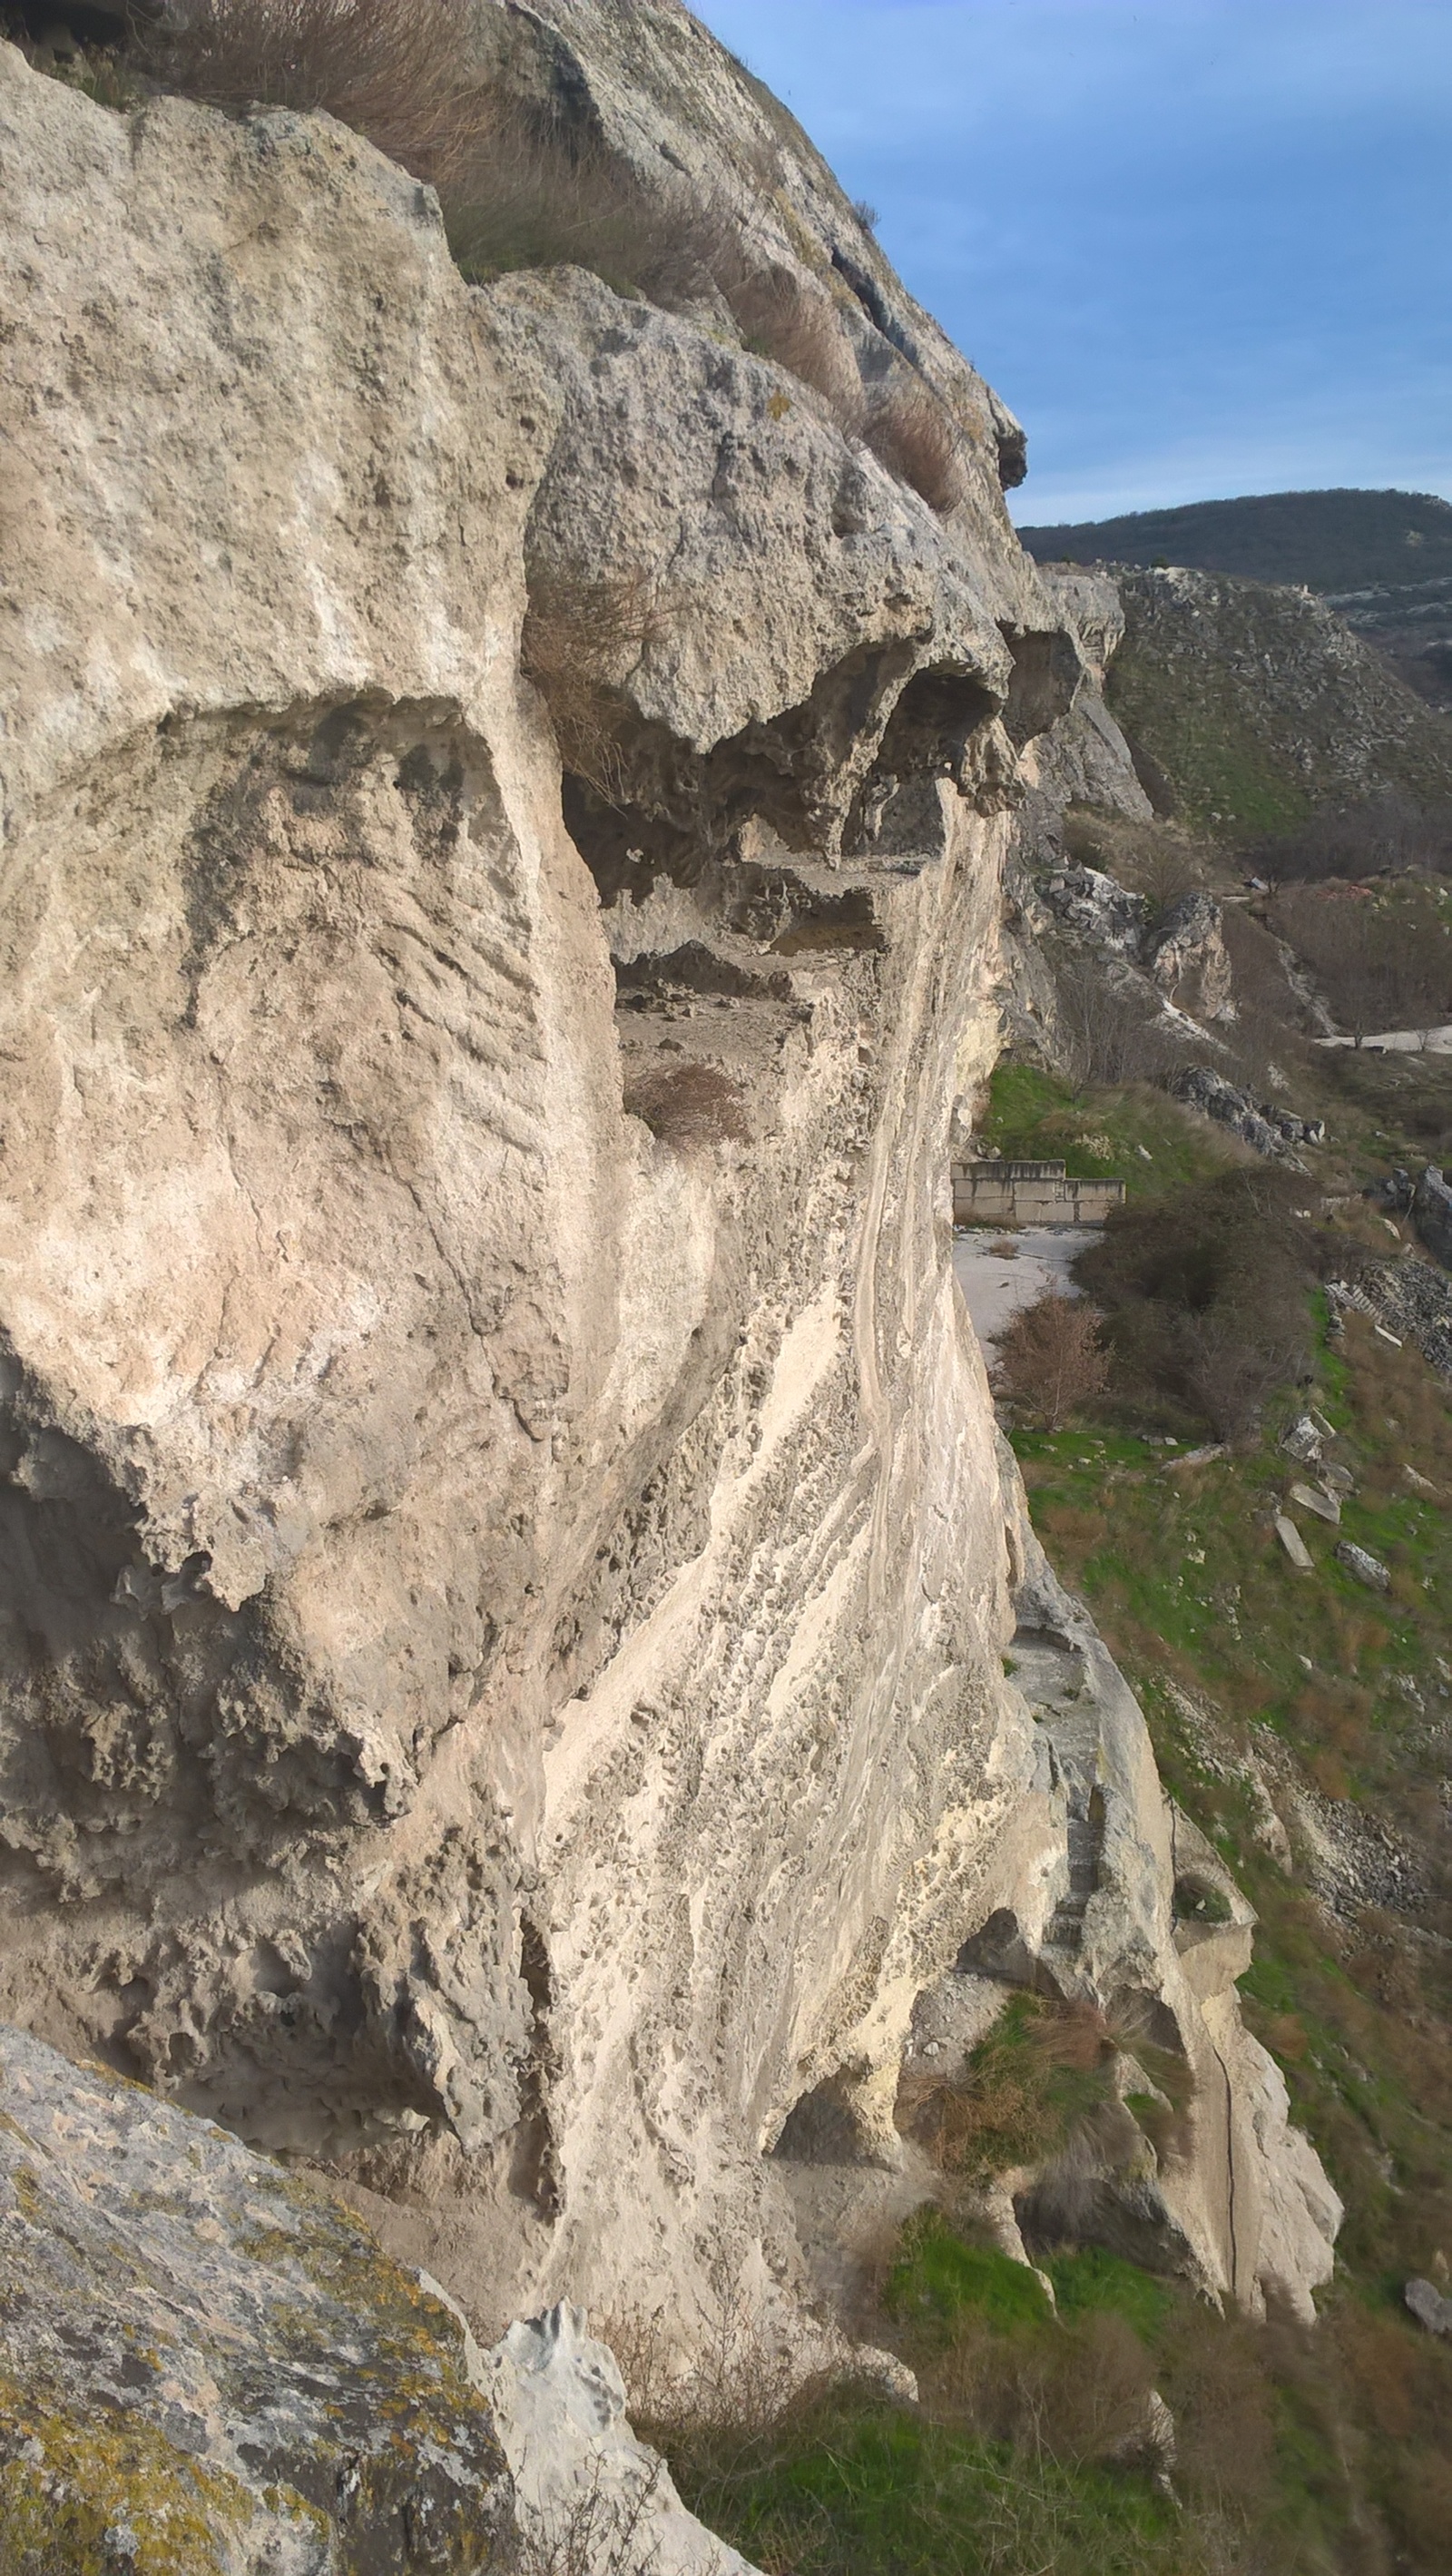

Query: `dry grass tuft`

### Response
(521, 568, 665, 798)
(724, 267, 866, 432)
(141, 1, 735, 304)
(138, 0, 484, 181)
(865, 379, 966, 514)
(623, 1063, 751, 1153)
(897, 1995, 1114, 2180)
(445, 119, 737, 305)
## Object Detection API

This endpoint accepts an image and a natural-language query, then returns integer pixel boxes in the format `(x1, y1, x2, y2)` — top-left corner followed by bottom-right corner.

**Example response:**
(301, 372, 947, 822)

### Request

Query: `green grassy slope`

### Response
(1103, 568, 1452, 836)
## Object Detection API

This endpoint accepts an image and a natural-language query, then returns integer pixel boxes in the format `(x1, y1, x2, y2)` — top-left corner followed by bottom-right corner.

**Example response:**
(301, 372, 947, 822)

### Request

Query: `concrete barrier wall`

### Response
(952, 1163, 1125, 1226)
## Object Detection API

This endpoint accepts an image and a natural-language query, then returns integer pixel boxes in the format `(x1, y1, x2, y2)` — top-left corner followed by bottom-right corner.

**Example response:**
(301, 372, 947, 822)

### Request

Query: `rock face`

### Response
(0, 2024, 511, 2573)
(1171, 1065, 1324, 1163)
(966, 1497, 1339, 2322)
(0, 2023, 753, 2576)
(1104, 565, 1452, 836)
(1143, 892, 1233, 1021)
(0, 7, 1335, 2396)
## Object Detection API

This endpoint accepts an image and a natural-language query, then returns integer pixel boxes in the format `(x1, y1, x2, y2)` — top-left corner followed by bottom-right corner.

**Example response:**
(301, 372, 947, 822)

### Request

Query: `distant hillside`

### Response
(1103, 565, 1452, 837)
(1017, 487, 1452, 594)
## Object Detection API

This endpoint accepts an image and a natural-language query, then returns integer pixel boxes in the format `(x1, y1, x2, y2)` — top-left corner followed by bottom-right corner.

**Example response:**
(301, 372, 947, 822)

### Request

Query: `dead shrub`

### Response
(138, 0, 483, 180)
(865, 379, 965, 514)
(1155, 2310, 1280, 2522)
(606, 2267, 805, 2446)
(521, 567, 665, 798)
(623, 1062, 751, 1153)
(724, 267, 866, 432)
(592, 2302, 681, 2430)
(142, 1, 736, 307)
(1078, 1166, 1319, 1439)
(1054, 955, 1179, 1089)
(992, 1289, 1110, 1431)
(920, 2302, 1156, 2470)
(1308, 1746, 1352, 1801)
(515, 2453, 665, 2576)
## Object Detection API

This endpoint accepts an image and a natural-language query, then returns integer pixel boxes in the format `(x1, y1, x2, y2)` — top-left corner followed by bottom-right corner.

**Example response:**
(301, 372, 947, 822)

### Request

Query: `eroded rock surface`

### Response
(0, 7, 1336, 2401)
(0, 2024, 511, 2573)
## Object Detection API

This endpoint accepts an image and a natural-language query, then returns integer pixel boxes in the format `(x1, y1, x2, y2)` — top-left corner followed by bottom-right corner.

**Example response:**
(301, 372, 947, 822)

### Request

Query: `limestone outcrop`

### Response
(0, 2023, 512, 2573)
(0, 2023, 753, 2574)
(979, 1499, 1340, 2321)
(0, 0, 1335, 2430)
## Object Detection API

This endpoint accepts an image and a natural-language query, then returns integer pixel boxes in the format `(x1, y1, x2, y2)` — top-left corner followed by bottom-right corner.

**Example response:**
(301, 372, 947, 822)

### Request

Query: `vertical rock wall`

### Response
(0, 15, 1334, 2357)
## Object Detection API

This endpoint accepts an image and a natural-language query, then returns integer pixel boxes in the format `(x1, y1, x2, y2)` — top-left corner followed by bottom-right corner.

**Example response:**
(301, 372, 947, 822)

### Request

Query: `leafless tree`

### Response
(1273, 884, 1452, 1044)
(1054, 955, 1176, 1089)
(994, 1291, 1110, 1430)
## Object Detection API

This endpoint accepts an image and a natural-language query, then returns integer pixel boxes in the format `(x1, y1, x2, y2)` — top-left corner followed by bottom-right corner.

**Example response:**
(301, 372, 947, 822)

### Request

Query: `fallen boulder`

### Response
(1172, 1065, 1323, 1163)
(1280, 1415, 1325, 1465)
(1335, 1542, 1391, 1593)
(1413, 1163, 1452, 1269)
(1405, 2276, 1452, 2336)
(0, 2026, 512, 2571)
(0, 2026, 756, 2576)
(1037, 862, 1150, 956)
(1274, 1514, 1314, 1571)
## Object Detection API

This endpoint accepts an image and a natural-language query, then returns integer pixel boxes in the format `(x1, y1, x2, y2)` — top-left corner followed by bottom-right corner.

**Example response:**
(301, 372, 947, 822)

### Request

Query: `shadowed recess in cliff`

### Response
(1000, 624, 1086, 746)
(844, 664, 1005, 855)
(553, 638, 936, 871)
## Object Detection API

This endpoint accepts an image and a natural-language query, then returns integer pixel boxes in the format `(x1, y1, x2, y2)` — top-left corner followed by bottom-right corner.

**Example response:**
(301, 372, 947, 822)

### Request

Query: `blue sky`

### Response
(692, 2, 1452, 524)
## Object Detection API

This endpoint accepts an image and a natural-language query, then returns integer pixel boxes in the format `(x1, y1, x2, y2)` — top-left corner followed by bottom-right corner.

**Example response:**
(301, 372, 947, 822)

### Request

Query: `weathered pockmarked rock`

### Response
(0, 7, 1337, 2408)
(0, 2025, 511, 2574)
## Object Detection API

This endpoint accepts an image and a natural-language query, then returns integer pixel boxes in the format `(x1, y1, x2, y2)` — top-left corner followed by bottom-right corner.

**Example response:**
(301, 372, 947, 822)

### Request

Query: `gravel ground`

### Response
(952, 1224, 1100, 1363)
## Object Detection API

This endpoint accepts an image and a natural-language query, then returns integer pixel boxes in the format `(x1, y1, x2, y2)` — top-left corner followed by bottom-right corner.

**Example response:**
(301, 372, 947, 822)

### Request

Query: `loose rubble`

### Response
(1335, 1541, 1391, 1593)
(1172, 1065, 1325, 1164)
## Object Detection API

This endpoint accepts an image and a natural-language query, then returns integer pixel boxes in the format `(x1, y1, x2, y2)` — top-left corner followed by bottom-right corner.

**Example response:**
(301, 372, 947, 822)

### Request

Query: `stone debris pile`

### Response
(1172, 1065, 1325, 1164)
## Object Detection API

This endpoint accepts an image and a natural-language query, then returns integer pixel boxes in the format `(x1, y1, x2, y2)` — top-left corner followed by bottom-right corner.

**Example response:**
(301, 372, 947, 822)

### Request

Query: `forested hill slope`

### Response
(1017, 487, 1452, 595)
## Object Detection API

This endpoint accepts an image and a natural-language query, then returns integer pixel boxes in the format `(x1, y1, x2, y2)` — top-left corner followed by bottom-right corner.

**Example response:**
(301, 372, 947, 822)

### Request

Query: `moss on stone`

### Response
(0, 2375, 252, 2576)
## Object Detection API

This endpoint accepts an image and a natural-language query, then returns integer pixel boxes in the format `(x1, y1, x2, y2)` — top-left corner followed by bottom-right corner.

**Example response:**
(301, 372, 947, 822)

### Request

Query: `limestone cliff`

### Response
(0, 2, 1333, 2408)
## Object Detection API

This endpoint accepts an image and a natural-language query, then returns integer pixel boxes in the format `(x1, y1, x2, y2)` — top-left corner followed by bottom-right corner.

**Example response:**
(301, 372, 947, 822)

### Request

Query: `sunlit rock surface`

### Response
(0, 5, 1335, 2415)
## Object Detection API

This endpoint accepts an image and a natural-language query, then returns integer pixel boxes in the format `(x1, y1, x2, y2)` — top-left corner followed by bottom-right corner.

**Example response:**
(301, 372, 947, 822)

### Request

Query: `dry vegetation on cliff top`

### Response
(19, 0, 968, 516)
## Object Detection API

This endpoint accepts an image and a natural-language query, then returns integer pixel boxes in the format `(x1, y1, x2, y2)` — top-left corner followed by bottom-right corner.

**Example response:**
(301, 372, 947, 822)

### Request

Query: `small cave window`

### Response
(1172, 1875, 1234, 1928)
(953, 1907, 1024, 1979)
(770, 2078, 871, 2166)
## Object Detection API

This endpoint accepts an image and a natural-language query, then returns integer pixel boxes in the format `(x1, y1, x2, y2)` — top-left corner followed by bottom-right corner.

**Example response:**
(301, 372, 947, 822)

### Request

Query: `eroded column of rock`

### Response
(0, 10, 1336, 2364)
